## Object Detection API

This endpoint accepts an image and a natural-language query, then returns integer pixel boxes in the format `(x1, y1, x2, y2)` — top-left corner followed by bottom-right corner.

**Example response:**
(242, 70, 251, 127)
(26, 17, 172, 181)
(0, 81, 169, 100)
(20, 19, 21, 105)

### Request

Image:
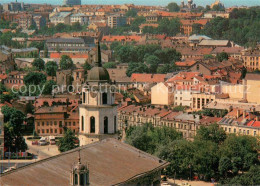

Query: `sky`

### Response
(0, 0, 259, 7)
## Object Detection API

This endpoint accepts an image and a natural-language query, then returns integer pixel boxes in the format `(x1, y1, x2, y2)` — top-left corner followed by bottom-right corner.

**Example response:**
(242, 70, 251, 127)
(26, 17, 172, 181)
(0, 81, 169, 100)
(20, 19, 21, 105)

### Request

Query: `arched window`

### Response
(102, 92, 107, 104)
(81, 116, 84, 131)
(74, 174, 78, 185)
(90, 116, 95, 133)
(83, 92, 85, 103)
(114, 116, 117, 133)
(104, 116, 108, 134)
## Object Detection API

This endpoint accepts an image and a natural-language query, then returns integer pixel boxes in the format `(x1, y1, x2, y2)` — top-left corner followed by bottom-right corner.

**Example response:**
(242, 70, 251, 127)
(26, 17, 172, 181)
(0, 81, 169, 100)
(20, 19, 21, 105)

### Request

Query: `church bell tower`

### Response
(79, 42, 118, 145)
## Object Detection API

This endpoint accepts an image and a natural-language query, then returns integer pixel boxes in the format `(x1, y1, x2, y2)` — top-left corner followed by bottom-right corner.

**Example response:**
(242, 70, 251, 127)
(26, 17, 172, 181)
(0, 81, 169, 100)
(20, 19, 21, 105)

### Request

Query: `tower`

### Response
(70, 150, 89, 186)
(79, 42, 118, 145)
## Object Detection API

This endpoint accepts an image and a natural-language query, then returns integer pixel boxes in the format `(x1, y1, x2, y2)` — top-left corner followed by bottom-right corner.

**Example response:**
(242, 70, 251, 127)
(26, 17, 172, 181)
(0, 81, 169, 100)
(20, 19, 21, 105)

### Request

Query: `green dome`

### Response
(88, 66, 110, 82)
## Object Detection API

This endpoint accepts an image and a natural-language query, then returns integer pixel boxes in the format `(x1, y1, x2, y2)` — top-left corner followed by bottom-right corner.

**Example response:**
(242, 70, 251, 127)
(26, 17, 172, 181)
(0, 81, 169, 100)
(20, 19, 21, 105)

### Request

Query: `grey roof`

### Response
(51, 12, 71, 18)
(175, 113, 201, 122)
(188, 34, 212, 41)
(0, 138, 168, 186)
(46, 37, 85, 44)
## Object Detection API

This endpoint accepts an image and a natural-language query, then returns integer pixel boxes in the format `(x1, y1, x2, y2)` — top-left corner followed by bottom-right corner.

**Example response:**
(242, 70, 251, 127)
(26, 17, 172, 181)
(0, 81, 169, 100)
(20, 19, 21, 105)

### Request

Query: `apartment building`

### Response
(107, 14, 126, 28)
(35, 106, 79, 136)
(242, 48, 260, 71)
(0, 107, 4, 159)
(50, 12, 71, 26)
(70, 13, 89, 25)
(46, 37, 89, 52)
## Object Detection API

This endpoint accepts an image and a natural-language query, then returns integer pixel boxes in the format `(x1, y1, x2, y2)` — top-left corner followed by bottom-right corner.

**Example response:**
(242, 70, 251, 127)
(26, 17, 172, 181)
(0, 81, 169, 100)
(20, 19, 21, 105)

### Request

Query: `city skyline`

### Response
(0, 0, 259, 7)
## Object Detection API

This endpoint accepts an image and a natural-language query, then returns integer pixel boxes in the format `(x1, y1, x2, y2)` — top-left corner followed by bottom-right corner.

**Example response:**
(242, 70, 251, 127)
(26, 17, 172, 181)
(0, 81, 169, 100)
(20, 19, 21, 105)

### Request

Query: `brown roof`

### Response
(245, 73, 260, 81)
(1, 139, 168, 186)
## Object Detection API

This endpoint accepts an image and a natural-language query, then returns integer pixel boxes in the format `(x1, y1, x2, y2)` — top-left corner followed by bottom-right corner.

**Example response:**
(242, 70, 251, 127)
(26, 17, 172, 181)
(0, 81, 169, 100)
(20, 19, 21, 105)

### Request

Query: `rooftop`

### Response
(0, 139, 168, 186)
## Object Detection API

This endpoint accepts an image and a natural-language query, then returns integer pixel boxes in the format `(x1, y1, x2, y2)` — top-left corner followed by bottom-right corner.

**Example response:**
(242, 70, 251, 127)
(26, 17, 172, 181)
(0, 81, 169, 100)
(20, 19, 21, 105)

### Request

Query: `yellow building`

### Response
(242, 48, 260, 71)
(151, 82, 174, 105)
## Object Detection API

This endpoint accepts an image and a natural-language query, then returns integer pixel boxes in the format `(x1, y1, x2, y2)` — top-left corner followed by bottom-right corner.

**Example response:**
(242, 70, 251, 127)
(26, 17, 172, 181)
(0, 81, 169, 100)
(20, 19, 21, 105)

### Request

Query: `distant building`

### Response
(49, 12, 71, 26)
(46, 37, 89, 53)
(63, 0, 81, 6)
(0, 107, 4, 159)
(70, 13, 89, 25)
(107, 14, 126, 28)
(242, 47, 260, 71)
(180, 0, 196, 11)
(3, 1, 24, 12)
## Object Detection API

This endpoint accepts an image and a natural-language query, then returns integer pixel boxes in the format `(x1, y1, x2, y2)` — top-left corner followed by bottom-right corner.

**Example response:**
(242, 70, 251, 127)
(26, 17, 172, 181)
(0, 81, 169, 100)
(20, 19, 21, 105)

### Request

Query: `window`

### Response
(37, 122, 40, 126)
(81, 116, 84, 131)
(46, 129, 49, 133)
(114, 116, 117, 133)
(229, 128, 231, 132)
(50, 129, 53, 133)
(247, 130, 249, 135)
(42, 129, 45, 133)
(254, 131, 256, 136)
(104, 116, 108, 134)
(54, 121, 57, 125)
(90, 116, 95, 133)
(196, 64, 200, 71)
(102, 93, 107, 104)
(42, 122, 44, 126)
(73, 122, 76, 126)
(83, 92, 86, 103)
(234, 128, 236, 133)
(55, 129, 57, 133)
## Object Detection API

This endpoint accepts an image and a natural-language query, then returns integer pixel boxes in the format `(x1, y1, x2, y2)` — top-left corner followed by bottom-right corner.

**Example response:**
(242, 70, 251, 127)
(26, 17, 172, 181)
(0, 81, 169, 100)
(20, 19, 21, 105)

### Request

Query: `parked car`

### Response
(32, 141, 38, 145)
(49, 136, 56, 145)
(38, 137, 47, 146)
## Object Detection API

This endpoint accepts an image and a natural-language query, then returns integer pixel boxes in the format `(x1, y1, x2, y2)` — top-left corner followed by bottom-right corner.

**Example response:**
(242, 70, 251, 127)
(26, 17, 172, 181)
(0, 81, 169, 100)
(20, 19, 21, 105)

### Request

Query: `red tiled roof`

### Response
(247, 121, 260, 128)
(131, 73, 166, 83)
(102, 35, 141, 42)
(50, 53, 88, 59)
(175, 61, 196, 67)
(180, 19, 208, 26)
(0, 74, 7, 80)
(167, 72, 200, 82)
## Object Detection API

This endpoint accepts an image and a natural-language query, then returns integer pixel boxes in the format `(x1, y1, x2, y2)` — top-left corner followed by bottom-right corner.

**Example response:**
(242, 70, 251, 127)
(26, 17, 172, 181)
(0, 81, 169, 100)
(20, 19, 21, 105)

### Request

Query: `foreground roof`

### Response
(1, 139, 168, 186)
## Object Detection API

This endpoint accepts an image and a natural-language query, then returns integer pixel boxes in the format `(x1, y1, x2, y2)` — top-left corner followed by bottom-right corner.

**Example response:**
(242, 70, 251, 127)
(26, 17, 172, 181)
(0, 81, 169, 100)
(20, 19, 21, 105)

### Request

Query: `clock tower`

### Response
(79, 42, 118, 145)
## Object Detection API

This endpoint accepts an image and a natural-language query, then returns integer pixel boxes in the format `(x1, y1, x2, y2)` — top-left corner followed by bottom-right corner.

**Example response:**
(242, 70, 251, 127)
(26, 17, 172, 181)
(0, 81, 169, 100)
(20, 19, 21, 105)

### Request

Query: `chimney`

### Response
(243, 110, 246, 118)
(236, 109, 240, 119)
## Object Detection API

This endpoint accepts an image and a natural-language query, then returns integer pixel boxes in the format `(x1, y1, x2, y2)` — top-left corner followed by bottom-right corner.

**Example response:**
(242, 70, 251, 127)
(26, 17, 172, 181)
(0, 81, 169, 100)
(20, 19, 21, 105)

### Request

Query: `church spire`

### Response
(95, 41, 102, 67)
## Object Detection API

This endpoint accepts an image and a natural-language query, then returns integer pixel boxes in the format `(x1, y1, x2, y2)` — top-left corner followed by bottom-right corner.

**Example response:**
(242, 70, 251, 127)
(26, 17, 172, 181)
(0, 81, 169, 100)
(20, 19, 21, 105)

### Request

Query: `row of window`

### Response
(37, 121, 77, 126)
(5, 79, 23, 84)
(224, 127, 257, 136)
(38, 128, 77, 134)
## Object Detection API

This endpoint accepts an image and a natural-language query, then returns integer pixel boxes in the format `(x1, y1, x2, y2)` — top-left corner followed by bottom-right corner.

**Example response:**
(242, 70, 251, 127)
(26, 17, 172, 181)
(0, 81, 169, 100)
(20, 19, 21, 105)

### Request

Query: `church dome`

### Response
(88, 66, 110, 82)
(87, 42, 110, 82)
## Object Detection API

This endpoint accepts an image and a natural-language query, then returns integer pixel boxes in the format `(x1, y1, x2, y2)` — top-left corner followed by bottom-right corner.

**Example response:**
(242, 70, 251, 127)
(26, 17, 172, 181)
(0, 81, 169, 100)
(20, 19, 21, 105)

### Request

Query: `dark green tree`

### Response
(126, 62, 149, 77)
(125, 9, 138, 17)
(58, 129, 78, 152)
(42, 80, 56, 95)
(45, 61, 58, 76)
(145, 55, 160, 73)
(32, 58, 45, 70)
(167, 2, 180, 12)
(24, 72, 47, 86)
(216, 52, 229, 62)
(60, 55, 74, 70)
(103, 62, 117, 69)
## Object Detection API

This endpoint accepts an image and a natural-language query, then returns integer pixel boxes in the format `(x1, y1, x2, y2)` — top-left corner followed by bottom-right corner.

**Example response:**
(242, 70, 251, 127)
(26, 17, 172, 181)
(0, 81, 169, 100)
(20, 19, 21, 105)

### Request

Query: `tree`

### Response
(83, 61, 92, 72)
(58, 129, 78, 152)
(32, 58, 45, 70)
(126, 62, 149, 77)
(29, 41, 45, 51)
(2, 106, 27, 152)
(167, 2, 180, 12)
(192, 23, 202, 34)
(60, 55, 74, 70)
(43, 44, 48, 58)
(24, 72, 47, 86)
(103, 62, 116, 69)
(157, 18, 181, 36)
(125, 9, 138, 17)
(45, 61, 58, 76)
(110, 41, 121, 51)
(42, 80, 56, 95)
(195, 123, 226, 145)
(217, 52, 229, 62)
(101, 44, 108, 50)
(145, 55, 160, 73)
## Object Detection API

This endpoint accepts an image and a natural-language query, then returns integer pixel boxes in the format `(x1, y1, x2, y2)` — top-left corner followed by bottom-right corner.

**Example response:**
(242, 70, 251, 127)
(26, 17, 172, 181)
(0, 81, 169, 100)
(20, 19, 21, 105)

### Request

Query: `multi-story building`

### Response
(0, 107, 4, 159)
(49, 12, 71, 26)
(118, 104, 222, 140)
(35, 105, 79, 136)
(107, 14, 126, 28)
(18, 14, 34, 29)
(33, 15, 46, 30)
(70, 13, 89, 25)
(3, 71, 26, 89)
(192, 92, 216, 110)
(242, 48, 260, 71)
(3, 1, 24, 12)
(46, 37, 89, 53)
(63, 0, 81, 6)
(180, 19, 208, 36)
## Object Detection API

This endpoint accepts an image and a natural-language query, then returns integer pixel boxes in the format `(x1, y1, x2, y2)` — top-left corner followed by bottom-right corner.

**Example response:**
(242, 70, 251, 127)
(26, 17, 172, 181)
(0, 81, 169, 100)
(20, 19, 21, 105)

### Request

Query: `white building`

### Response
(79, 42, 118, 145)
(70, 13, 89, 25)
(50, 12, 71, 26)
